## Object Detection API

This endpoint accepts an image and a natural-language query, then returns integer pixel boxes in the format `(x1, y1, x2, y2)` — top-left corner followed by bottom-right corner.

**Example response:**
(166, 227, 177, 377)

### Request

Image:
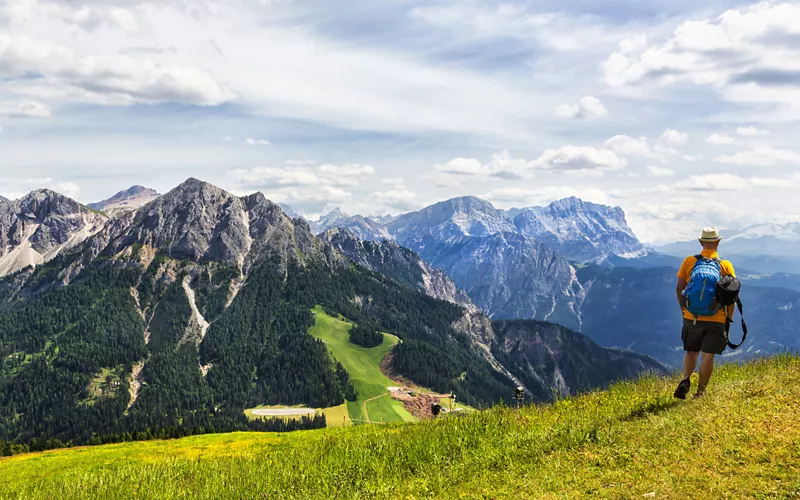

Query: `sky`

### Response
(2, 0, 800, 243)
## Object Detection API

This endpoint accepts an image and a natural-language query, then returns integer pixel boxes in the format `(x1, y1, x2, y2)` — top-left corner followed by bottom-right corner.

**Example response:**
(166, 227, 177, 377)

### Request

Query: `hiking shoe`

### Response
(673, 378, 691, 400)
(693, 387, 706, 399)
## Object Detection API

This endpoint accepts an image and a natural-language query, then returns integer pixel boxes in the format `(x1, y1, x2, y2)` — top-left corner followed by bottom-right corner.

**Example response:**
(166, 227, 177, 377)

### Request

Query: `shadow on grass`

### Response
(621, 399, 680, 422)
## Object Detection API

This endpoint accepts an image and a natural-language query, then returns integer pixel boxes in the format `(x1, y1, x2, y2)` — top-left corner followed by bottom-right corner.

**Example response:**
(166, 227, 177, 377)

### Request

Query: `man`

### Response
(674, 228, 736, 399)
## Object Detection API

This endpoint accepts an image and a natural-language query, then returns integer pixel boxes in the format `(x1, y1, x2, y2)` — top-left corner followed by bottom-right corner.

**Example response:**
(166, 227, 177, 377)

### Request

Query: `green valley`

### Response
(309, 307, 415, 425)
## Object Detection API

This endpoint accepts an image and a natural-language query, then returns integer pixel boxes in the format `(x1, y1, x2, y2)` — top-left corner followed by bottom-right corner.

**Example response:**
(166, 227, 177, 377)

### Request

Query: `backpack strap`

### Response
(725, 297, 748, 349)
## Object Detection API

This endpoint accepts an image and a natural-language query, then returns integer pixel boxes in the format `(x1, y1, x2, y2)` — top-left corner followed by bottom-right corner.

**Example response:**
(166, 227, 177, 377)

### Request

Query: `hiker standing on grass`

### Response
(674, 228, 736, 400)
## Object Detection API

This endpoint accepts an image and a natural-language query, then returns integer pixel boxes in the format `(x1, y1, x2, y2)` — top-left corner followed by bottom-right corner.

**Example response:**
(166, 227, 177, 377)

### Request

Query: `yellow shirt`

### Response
(677, 249, 736, 324)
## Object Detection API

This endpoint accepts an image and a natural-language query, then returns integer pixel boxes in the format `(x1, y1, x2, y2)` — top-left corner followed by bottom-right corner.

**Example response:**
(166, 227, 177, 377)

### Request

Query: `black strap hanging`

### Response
(725, 298, 748, 349)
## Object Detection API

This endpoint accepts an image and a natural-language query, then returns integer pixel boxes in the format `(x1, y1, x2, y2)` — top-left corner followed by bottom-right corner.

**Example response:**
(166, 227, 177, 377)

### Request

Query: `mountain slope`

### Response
(492, 319, 667, 400)
(3, 355, 798, 498)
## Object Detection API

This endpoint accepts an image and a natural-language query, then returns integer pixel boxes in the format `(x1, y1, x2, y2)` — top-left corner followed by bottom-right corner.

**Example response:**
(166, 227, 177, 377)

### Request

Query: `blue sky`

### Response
(1, 0, 800, 242)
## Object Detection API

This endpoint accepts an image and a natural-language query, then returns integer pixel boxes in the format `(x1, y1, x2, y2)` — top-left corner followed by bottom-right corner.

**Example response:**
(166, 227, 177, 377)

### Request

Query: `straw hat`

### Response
(698, 227, 722, 243)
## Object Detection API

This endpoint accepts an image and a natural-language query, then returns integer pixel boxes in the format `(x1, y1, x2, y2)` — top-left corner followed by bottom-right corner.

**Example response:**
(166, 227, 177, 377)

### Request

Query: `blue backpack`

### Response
(683, 255, 722, 318)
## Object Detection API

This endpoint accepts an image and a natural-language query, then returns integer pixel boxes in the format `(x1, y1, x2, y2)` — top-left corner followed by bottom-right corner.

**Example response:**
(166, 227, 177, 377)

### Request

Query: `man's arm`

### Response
(676, 278, 687, 312)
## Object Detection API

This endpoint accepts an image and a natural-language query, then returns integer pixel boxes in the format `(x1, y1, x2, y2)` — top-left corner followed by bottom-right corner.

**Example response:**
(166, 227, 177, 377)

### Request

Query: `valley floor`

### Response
(2, 355, 799, 499)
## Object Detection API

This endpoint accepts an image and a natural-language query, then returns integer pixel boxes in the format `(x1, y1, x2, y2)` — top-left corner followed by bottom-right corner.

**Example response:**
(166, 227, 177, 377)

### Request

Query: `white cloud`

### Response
(647, 166, 675, 177)
(0, 35, 236, 108)
(604, 135, 653, 157)
(706, 133, 735, 145)
(736, 126, 770, 137)
(222, 136, 233, 143)
(601, 3, 800, 110)
(531, 146, 625, 174)
(716, 147, 800, 166)
(554, 96, 608, 120)
(245, 138, 270, 146)
(434, 151, 534, 180)
(0, 100, 51, 118)
(660, 129, 688, 147)
(674, 173, 748, 191)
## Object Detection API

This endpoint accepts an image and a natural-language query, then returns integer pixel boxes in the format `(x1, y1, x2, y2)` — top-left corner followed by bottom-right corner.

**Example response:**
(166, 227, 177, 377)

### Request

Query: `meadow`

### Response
(308, 307, 414, 425)
(2, 354, 798, 498)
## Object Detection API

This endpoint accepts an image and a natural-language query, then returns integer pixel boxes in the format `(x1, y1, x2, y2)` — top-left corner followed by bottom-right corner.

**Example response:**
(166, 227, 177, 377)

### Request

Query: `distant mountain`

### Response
(87, 186, 160, 212)
(656, 223, 800, 274)
(0, 190, 108, 277)
(312, 208, 391, 241)
(279, 203, 301, 219)
(388, 196, 515, 246)
(511, 197, 647, 264)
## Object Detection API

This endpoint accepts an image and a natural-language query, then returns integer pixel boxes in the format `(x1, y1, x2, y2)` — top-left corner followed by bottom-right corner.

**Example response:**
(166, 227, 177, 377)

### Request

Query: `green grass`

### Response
(309, 307, 413, 424)
(2, 355, 800, 498)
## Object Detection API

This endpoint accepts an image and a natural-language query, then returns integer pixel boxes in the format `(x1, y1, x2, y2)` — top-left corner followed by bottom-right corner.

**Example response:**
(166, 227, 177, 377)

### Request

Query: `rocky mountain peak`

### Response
(512, 197, 643, 263)
(0, 189, 107, 277)
(16, 189, 90, 219)
(389, 195, 514, 243)
(107, 178, 328, 273)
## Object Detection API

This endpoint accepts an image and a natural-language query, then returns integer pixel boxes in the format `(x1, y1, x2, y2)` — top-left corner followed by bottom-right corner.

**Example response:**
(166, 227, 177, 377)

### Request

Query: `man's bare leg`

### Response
(697, 353, 715, 395)
(683, 351, 699, 380)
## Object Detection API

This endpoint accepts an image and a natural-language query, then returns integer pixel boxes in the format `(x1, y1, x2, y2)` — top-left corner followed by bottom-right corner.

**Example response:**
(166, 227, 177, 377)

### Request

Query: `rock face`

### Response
(88, 185, 160, 212)
(511, 197, 646, 263)
(0, 190, 108, 276)
(492, 320, 668, 400)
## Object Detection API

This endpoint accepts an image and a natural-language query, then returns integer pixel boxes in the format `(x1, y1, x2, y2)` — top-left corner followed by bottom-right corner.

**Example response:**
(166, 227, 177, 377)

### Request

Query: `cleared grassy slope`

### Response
(309, 307, 414, 424)
(2, 355, 799, 499)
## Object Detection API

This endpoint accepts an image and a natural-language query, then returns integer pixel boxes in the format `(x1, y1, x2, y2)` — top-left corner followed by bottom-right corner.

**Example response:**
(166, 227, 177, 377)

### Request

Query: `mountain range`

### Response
(656, 223, 800, 275)
(3, 183, 798, 365)
(0, 180, 666, 449)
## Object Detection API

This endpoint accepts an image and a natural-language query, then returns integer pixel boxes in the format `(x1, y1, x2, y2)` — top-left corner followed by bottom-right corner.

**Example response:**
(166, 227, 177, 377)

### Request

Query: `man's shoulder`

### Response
(681, 255, 699, 265)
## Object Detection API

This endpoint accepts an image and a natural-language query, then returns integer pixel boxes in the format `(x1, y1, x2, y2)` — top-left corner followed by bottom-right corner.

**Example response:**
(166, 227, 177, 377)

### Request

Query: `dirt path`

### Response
(362, 394, 388, 424)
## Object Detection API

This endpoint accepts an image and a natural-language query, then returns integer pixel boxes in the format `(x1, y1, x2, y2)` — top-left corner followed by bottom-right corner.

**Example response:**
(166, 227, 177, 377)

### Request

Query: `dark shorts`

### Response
(682, 319, 728, 354)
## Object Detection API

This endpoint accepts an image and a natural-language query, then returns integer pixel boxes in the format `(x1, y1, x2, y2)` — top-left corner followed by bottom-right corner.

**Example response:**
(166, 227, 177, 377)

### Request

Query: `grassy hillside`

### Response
(2, 355, 799, 498)
(309, 307, 414, 425)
